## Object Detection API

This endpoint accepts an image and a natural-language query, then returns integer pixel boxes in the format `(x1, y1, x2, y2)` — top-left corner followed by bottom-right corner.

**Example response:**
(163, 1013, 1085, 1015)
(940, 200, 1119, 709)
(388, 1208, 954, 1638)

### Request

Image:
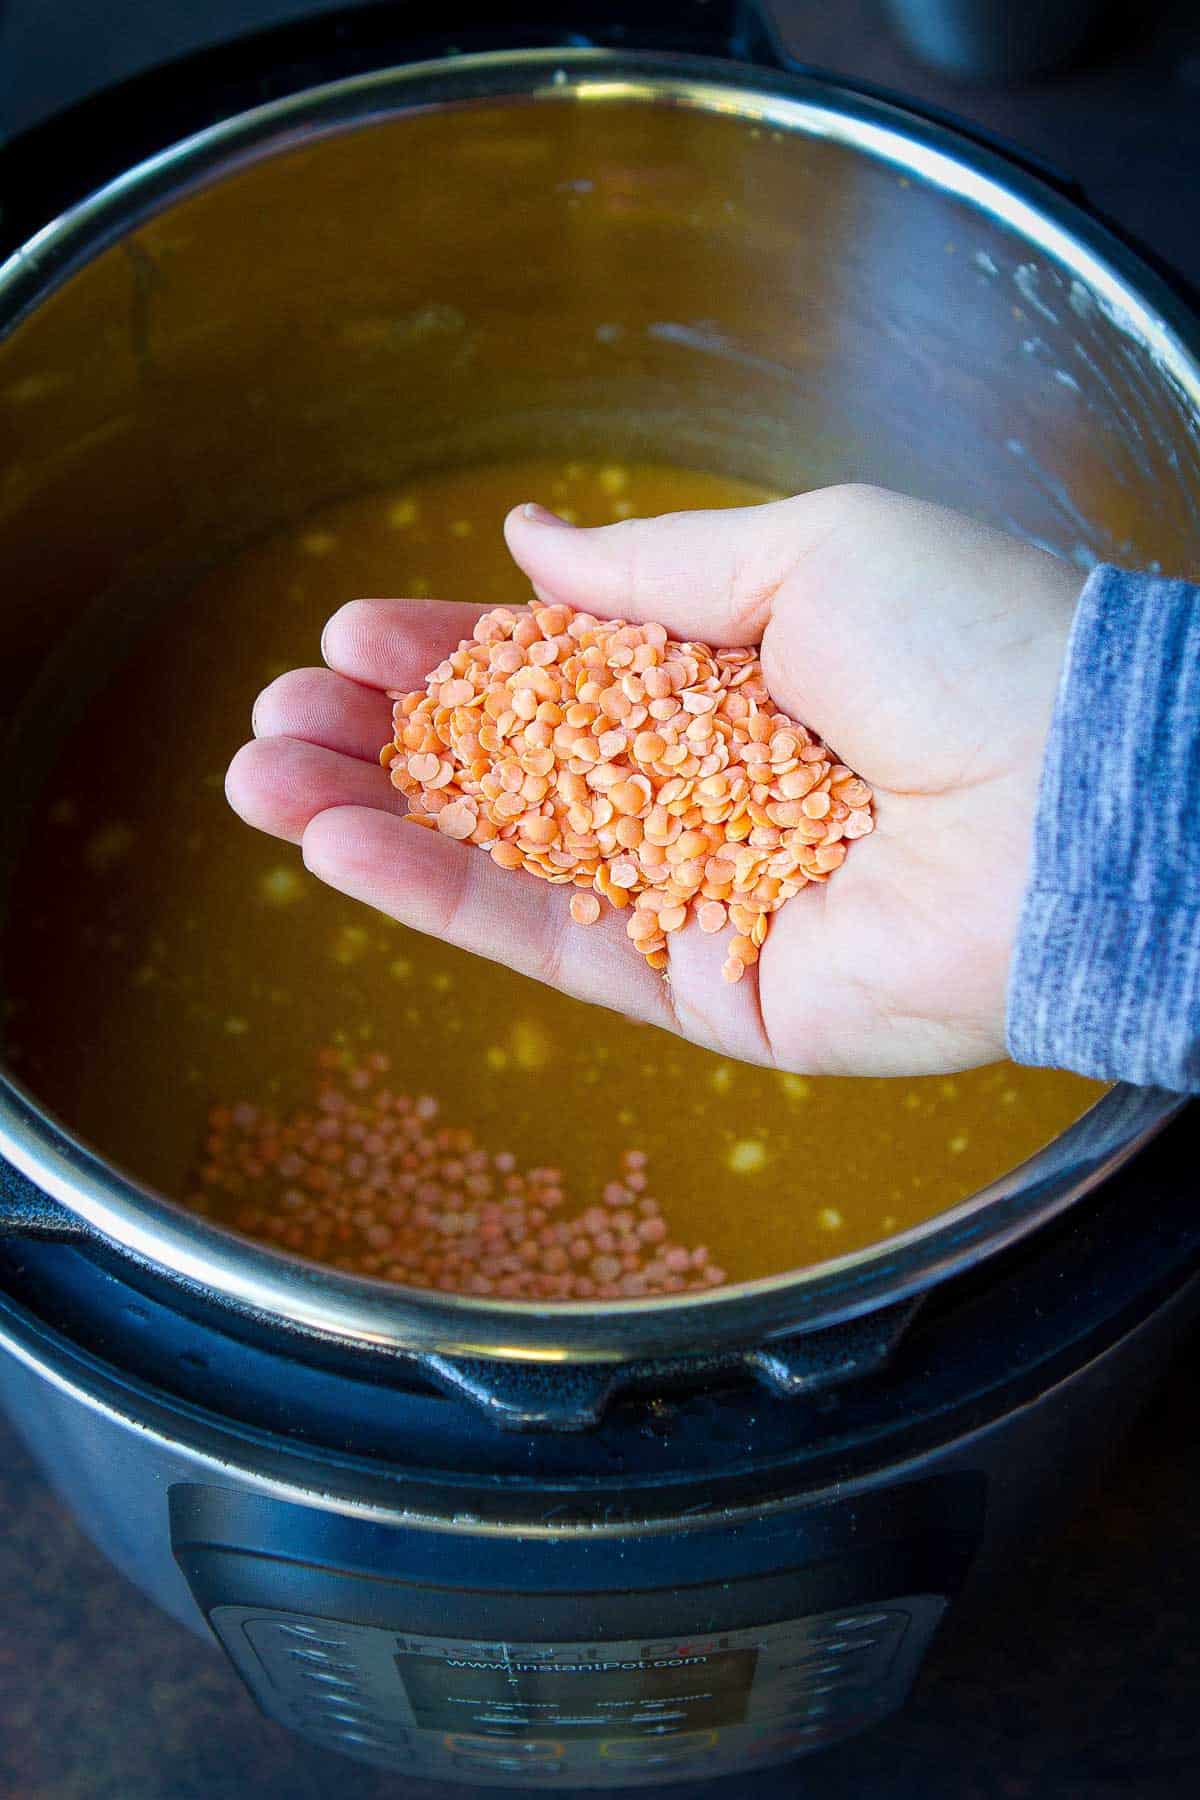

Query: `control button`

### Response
(299, 1670, 360, 1690)
(830, 1613, 894, 1631)
(335, 1725, 410, 1746)
(316, 1728, 411, 1757)
(780, 1643, 878, 1672)
(271, 1624, 350, 1646)
(781, 1695, 837, 1715)
(298, 1699, 377, 1713)
(301, 1704, 396, 1728)
(449, 1754, 565, 1777)
(287, 1649, 357, 1670)
(445, 1734, 564, 1764)
(600, 1731, 719, 1765)
(749, 1725, 833, 1755)
(777, 1694, 863, 1726)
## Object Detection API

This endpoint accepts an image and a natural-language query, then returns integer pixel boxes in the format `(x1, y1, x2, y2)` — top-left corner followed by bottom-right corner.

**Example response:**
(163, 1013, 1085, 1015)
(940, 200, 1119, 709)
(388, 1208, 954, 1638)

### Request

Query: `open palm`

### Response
(227, 484, 1079, 1076)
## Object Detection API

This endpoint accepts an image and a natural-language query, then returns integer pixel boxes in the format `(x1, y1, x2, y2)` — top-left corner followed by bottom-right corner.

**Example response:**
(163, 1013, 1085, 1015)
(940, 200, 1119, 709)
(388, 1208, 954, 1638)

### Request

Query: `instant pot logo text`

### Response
(441, 1656, 713, 1674)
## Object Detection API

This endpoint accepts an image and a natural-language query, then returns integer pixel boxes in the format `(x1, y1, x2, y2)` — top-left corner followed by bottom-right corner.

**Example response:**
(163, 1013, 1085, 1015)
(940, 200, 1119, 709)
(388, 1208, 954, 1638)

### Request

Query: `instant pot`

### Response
(2, 3, 1199, 1786)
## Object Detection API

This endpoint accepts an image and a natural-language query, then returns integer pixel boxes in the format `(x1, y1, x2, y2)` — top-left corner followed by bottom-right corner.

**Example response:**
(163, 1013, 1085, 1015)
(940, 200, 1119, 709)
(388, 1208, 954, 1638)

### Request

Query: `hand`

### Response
(226, 484, 1080, 1076)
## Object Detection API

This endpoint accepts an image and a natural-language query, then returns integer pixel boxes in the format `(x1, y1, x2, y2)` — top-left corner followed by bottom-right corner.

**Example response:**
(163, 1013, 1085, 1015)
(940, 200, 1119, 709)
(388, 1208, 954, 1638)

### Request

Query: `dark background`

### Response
(2, 2, 1199, 1797)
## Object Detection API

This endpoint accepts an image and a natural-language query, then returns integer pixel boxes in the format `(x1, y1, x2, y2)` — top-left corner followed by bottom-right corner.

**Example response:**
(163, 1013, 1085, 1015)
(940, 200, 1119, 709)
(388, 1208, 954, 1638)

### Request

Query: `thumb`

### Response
(503, 496, 812, 646)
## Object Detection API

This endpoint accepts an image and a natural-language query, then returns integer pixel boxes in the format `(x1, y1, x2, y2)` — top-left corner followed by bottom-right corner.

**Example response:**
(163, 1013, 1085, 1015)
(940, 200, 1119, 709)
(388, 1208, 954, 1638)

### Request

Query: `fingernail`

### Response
(521, 501, 574, 527)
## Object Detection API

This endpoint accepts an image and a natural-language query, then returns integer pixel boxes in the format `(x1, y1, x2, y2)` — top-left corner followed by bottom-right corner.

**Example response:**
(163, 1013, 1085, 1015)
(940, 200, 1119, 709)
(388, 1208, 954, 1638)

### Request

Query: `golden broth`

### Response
(2, 458, 1103, 1286)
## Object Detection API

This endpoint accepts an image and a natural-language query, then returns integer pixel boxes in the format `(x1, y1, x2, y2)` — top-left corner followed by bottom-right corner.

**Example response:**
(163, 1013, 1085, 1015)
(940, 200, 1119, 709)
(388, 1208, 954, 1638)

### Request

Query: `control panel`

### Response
(209, 1597, 945, 1784)
(172, 1476, 982, 1786)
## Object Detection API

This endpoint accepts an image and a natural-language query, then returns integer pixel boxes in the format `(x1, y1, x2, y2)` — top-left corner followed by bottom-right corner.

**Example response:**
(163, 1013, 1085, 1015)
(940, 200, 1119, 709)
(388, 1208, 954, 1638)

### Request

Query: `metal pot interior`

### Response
(0, 51, 1195, 1356)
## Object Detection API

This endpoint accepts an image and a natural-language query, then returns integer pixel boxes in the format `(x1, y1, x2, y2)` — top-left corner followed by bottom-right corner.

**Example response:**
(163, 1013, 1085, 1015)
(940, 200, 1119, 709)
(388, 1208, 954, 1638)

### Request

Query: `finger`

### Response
(225, 737, 405, 845)
(653, 920, 772, 1065)
(301, 806, 677, 1031)
(503, 496, 817, 645)
(322, 598, 491, 691)
(252, 667, 392, 762)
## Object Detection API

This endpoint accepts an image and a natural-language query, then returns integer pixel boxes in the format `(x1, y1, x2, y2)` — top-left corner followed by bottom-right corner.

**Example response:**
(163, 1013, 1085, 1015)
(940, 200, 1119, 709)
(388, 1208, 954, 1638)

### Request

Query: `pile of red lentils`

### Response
(193, 1051, 726, 1299)
(383, 604, 873, 983)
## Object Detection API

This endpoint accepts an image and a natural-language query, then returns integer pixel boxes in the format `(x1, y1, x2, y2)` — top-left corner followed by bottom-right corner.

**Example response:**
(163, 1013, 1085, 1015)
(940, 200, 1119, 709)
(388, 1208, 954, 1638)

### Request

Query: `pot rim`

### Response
(1, 46, 1195, 1364)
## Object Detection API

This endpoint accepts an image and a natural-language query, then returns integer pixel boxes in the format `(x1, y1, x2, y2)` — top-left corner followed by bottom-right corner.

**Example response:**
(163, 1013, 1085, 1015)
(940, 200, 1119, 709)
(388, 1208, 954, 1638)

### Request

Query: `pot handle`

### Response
(418, 1295, 924, 1430)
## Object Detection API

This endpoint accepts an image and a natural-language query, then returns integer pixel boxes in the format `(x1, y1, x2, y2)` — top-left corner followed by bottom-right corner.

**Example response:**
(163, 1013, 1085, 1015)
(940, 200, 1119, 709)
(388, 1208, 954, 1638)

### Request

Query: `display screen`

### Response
(395, 1645, 758, 1739)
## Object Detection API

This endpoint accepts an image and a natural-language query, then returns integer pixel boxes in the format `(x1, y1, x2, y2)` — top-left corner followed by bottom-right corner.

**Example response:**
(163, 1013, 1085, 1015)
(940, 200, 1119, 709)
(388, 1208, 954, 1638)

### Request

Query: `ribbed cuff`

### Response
(1008, 891, 1200, 1088)
(1006, 564, 1200, 1092)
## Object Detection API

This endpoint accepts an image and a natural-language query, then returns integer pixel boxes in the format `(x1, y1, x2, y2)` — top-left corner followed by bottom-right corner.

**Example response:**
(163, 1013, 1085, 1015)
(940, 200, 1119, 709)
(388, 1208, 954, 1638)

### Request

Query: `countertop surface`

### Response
(3, 2, 1200, 1797)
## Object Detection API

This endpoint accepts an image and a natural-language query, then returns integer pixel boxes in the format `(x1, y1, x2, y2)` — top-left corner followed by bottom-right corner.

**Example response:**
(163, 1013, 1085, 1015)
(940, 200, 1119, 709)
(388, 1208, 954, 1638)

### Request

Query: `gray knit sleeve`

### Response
(1006, 564, 1200, 1091)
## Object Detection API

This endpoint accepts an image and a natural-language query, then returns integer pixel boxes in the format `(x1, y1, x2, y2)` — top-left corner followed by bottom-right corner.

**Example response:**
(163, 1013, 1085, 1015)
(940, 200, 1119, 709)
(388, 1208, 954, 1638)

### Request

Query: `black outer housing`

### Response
(2, 1112, 1198, 1508)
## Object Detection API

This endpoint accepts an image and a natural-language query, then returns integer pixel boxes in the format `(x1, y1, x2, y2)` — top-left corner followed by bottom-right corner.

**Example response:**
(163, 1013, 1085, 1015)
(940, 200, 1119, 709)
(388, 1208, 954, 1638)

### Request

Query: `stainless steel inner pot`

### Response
(1, 48, 1196, 1369)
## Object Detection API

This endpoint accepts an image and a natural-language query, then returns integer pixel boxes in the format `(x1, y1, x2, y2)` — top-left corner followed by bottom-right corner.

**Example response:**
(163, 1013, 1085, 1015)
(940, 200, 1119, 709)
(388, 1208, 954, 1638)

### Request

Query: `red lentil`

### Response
(385, 604, 874, 980)
(193, 1051, 726, 1299)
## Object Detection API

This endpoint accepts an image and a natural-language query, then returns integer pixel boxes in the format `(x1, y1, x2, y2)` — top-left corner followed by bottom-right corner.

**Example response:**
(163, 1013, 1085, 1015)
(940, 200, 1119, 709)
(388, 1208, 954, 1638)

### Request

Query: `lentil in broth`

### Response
(2, 458, 1104, 1291)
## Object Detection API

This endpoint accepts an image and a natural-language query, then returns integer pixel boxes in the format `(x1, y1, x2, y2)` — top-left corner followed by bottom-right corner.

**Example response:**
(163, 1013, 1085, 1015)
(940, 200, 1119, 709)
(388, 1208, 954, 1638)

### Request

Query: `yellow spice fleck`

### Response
(260, 866, 304, 906)
(598, 465, 629, 495)
(728, 1138, 767, 1175)
(450, 519, 473, 538)
(387, 498, 419, 529)
(948, 1133, 969, 1154)
(299, 531, 337, 556)
(779, 1073, 811, 1100)
(224, 1016, 249, 1036)
(389, 958, 412, 981)
(332, 925, 369, 965)
(485, 1046, 509, 1071)
(511, 1019, 552, 1070)
(709, 1063, 735, 1094)
(817, 1207, 843, 1231)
